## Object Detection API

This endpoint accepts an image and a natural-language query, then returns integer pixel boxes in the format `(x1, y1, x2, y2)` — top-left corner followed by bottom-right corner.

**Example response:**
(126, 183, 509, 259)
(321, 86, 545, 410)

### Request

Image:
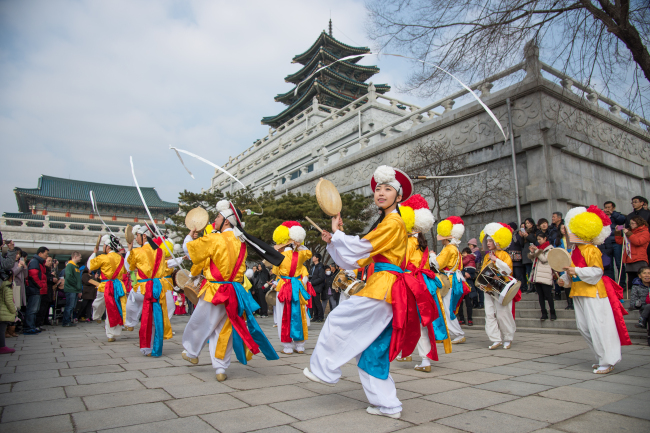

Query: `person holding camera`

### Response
(0, 269, 17, 354)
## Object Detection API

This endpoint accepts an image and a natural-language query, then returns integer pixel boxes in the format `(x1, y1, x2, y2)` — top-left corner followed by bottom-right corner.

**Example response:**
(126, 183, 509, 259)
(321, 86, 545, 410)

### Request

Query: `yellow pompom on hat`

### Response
(272, 221, 306, 245)
(480, 222, 514, 250)
(399, 194, 434, 233)
(437, 216, 465, 241)
(565, 205, 611, 245)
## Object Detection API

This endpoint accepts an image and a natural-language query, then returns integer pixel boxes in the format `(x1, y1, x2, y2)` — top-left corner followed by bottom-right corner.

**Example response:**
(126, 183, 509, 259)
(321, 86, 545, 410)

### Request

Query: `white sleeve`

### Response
(494, 258, 512, 275)
(575, 267, 603, 285)
(183, 235, 193, 260)
(559, 272, 571, 286)
(86, 253, 96, 270)
(326, 230, 373, 270)
(429, 252, 440, 271)
(124, 251, 131, 272)
(167, 257, 184, 268)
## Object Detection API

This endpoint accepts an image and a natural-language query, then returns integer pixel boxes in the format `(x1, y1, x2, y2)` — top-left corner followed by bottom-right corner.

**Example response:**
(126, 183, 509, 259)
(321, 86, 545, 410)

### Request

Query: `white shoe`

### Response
(303, 368, 335, 387)
(451, 336, 466, 344)
(503, 341, 511, 349)
(366, 406, 401, 419)
(488, 342, 502, 350)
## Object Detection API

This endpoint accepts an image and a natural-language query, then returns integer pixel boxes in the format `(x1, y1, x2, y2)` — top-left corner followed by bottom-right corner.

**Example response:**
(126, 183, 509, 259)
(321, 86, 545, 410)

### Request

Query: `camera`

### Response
(0, 269, 13, 281)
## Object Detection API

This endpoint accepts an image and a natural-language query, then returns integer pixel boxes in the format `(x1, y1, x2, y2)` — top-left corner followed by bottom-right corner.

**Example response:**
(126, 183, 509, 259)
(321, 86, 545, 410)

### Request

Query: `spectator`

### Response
(507, 222, 525, 295)
(1, 239, 18, 271)
(308, 254, 326, 322)
(35, 256, 57, 329)
(62, 252, 82, 327)
(617, 217, 650, 293)
(25, 246, 48, 334)
(537, 218, 558, 247)
(528, 232, 556, 321)
(0, 269, 16, 354)
(255, 263, 270, 318)
(11, 250, 27, 308)
(630, 267, 650, 311)
(76, 268, 96, 321)
(604, 201, 627, 277)
(519, 218, 538, 293)
(555, 223, 574, 310)
(551, 212, 564, 233)
(626, 196, 650, 227)
(467, 238, 483, 307)
(457, 247, 476, 326)
(322, 264, 338, 314)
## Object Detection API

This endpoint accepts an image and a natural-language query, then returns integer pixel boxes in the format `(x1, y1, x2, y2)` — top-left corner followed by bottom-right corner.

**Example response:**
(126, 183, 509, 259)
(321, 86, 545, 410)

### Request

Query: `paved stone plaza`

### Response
(0, 314, 649, 433)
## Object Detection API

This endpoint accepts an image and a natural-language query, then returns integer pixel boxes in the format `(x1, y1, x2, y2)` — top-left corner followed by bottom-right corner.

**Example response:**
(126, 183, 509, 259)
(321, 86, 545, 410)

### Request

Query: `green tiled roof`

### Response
(285, 48, 379, 84)
(15, 175, 178, 211)
(292, 32, 370, 65)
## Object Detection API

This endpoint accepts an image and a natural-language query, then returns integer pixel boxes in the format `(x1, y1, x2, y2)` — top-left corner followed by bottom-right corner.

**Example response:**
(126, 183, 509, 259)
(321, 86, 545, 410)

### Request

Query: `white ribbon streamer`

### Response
(89, 191, 115, 235)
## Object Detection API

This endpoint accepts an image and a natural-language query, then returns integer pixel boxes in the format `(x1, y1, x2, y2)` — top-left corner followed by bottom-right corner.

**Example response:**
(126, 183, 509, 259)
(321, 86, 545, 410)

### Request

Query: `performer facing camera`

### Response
(181, 200, 279, 382)
(271, 221, 314, 355)
(558, 206, 631, 374)
(305, 165, 438, 420)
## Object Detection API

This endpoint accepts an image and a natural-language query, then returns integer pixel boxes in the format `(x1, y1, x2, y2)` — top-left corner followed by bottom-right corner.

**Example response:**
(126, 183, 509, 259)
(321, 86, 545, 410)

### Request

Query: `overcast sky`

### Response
(0, 0, 433, 214)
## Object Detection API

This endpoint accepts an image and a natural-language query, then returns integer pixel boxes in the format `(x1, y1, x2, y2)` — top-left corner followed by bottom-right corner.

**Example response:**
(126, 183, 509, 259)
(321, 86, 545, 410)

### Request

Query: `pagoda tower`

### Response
(261, 22, 390, 128)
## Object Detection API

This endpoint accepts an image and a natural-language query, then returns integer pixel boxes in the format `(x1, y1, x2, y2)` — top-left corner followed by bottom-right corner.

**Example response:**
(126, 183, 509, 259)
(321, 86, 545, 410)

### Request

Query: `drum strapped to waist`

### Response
(173, 269, 203, 305)
(438, 273, 452, 297)
(331, 271, 365, 296)
(265, 289, 277, 307)
(475, 262, 521, 305)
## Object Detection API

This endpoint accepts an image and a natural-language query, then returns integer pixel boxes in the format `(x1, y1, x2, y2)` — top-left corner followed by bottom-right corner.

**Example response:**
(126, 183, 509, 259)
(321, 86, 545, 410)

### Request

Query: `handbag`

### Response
(508, 250, 522, 262)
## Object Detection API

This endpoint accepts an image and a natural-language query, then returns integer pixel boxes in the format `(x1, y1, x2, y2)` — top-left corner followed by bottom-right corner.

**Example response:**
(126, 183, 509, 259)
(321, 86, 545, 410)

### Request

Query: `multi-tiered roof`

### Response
(261, 27, 390, 128)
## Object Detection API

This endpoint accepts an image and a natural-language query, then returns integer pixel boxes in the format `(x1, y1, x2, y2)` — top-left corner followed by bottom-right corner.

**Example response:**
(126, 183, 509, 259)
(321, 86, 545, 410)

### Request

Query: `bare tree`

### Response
(367, 0, 650, 115)
(400, 138, 514, 249)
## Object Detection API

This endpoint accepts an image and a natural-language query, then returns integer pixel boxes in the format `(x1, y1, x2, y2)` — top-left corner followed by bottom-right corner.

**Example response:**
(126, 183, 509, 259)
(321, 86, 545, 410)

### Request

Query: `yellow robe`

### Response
(272, 248, 312, 341)
(569, 244, 607, 298)
(481, 250, 513, 275)
(436, 243, 463, 286)
(354, 213, 408, 304)
(127, 244, 173, 340)
(89, 251, 128, 322)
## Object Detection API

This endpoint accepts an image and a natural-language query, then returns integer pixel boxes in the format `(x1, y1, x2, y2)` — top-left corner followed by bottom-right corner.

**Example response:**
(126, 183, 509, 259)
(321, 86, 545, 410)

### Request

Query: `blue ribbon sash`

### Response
(448, 272, 464, 320)
(422, 274, 449, 342)
(280, 276, 310, 341)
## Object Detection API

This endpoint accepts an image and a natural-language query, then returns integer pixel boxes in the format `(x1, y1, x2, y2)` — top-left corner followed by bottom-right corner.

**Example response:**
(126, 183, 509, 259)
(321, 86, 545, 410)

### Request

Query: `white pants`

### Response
(92, 291, 122, 339)
(182, 299, 233, 374)
(574, 296, 621, 367)
(484, 294, 515, 343)
(416, 326, 432, 366)
(166, 290, 175, 320)
(276, 300, 305, 354)
(442, 291, 465, 338)
(125, 291, 144, 328)
(310, 296, 402, 414)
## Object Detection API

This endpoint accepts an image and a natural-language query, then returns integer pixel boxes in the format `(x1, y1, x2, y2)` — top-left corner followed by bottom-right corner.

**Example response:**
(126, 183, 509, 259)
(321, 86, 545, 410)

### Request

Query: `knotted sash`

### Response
(101, 257, 126, 328)
(571, 247, 631, 346)
(139, 247, 166, 357)
(277, 252, 310, 343)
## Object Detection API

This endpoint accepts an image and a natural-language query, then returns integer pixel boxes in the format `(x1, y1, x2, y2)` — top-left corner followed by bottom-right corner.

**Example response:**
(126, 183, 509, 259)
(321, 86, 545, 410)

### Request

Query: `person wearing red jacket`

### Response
(616, 217, 650, 293)
(25, 247, 49, 334)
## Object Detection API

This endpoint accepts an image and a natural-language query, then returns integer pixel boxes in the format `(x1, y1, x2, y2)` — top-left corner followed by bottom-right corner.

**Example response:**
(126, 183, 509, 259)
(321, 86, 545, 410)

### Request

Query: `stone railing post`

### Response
(609, 105, 621, 116)
(629, 115, 640, 126)
(523, 40, 541, 81)
(367, 82, 377, 103)
(300, 166, 308, 176)
(479, 82, 493, 98)
(586, 91, 599, 105)
(360, 138, 370, 149)
(560, 78, 573, 90)
(339, 148, 348, 158)
(442, 99, 455, 113)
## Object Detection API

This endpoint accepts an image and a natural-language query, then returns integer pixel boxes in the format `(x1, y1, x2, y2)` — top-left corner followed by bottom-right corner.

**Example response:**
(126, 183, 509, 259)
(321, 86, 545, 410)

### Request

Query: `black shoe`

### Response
(550, 313, 557, 321)
(636, 318, 647, 328)
(554, 294, 562, 300)
(540, 315, 548, 321)
(565, 306, 572, 310)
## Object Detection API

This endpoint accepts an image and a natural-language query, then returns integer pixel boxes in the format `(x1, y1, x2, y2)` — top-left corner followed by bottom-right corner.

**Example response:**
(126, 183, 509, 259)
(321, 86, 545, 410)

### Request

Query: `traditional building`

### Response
(261, 23, 390, 128)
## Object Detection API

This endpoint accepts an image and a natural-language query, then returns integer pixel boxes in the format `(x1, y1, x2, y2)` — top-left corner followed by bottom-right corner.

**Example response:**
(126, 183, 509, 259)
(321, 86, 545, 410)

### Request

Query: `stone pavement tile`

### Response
(0, 384, 10, 393)
(344, 372, 418, 384)
(529, 429, 565, 433)
(538, 385, 627, 407)
(200, 405, 297, 433)
(55, 353, 110, 363)
(511, 373, 584, 387)
(5, 356, 55, 367)
(0, 369, 60, 383)
(597, 372, 650, 388)
(469, 356, 518, 367)
(1, 396, 86, 422)
(191, 366, 262, 382)
(389, 422, 466, 433)
(14, 361, 69, 372)
(390, 367, 462, 378)
(435, 361, 489, 371)
(291, 408, 409, 433)
(97, 416, 217, 433)
(0, 366, 14, 374)
(554, 408, 650, 432)
(424, 387, 519, 410)
(270, 394, 366, 420)
(399, 399, 466, 424)
(246, 365, 304, 376)
(541, 368, 596, 381)
(67, 357, 125, 368)
(397, 377, 469, 394)
(441, 371, 511, 385)
(339, 387, 422, 403)
(0, 414, 74, 433)
(475, 379, 552, 396)
(83, 388, 171, 410)
(120, 360, 173, 371)
(225, 372, 308, 391)
(491, 351, 546, 360)
(166, 393, 248, 416)
(232, 384, 318, 406)
(64, 378, 145, 398)
(479, 366, 538, 376)
(489, 395, 591, 423)
(11, 376, 77, 392)
(504, 361, 562, 372)
(617, 366, 650, 378)
(59, 364, 125, 376)
(571, 378, 648, 395)
(73, 401, 177, 433)
(140, 372, 204, 389)
(296, 378, 361, 395)
(0, 386, 65, 406)
(74, 370, 145, 385)
(248, 427, 303, 433)
(139, 365, 200, 377)
(597, 391, 650, 421)
(438, 409, 548, 433)
(162, 381, 234, 399)
(531, 356, 585, 365)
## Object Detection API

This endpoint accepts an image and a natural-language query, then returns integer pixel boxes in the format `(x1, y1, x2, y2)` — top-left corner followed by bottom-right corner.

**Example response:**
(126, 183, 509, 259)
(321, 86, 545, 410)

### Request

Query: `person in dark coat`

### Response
(519, 218, 538, 293)
(322, 264, 338, 314)
(254, 263, 270, 318)
(626, 196, 650, 227)
(308, 254, 326, 322)
(507, 222, 526, 294)
(604, 201, 627, 282)
(76, 267, 97, 321)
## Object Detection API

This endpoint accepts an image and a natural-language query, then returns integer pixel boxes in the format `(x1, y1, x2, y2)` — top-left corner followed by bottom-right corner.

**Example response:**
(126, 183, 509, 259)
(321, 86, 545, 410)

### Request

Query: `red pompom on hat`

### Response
(281, 221, 301, 228)
(447, 216, 464, 225)
(401, 194, 429, 210)
(586, 205, 611, 227)
(499, 222, 514, 233)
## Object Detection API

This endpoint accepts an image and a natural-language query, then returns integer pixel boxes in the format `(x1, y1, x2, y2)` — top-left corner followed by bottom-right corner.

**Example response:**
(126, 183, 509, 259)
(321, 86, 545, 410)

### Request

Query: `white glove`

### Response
(302, 276, 309, 285)
(429, 252, 439, 270)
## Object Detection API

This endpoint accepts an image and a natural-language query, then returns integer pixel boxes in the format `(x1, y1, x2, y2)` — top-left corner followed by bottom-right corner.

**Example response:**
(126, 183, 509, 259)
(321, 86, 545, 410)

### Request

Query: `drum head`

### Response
(439, 275, 451, 297)
(175, 269, 191, 288)
(547, 248, 572, 272)
(347, 280, 365, 296)
(184, 286, 199, 306)
(125, 224, 134, 244)
(500, 280, 521, 306)
(315, 178, 342, 217)
(185, 207, 210, 232)
(265, 290, 277, 307)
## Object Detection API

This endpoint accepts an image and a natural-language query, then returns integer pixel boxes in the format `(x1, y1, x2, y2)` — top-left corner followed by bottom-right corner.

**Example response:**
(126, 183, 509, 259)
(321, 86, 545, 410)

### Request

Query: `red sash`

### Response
(572, 247, 631, 346)
(139, 248, 164, 349)
(278, 251, 300, 343)
(102, 257, 125, 328)
(206, 242, 262, 354)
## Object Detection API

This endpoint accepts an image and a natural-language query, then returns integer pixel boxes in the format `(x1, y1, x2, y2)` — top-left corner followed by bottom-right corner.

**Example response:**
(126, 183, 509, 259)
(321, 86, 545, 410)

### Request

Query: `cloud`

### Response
(0, 0, 425, 213)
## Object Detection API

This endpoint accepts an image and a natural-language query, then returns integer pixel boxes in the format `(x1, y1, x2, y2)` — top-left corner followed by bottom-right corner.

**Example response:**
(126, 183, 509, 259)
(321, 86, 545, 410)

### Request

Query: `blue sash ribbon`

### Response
(139, 277, 165, 356)
(280, 276, 311, 341)
(357, 262, 402, 380)
(448, 272, 464, 320)
(422, 274, 449, 342)
(210, 280, 279, 363)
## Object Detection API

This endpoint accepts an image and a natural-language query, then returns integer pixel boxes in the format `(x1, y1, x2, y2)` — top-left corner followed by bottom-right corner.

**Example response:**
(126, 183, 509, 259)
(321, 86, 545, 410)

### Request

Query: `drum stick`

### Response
(305, 216, 323, 234)
(95, 235, 101, 250)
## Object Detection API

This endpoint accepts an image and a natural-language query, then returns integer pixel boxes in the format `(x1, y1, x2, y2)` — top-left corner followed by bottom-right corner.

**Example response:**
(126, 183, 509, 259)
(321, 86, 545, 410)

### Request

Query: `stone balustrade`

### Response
(1, 217, 124, 233)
